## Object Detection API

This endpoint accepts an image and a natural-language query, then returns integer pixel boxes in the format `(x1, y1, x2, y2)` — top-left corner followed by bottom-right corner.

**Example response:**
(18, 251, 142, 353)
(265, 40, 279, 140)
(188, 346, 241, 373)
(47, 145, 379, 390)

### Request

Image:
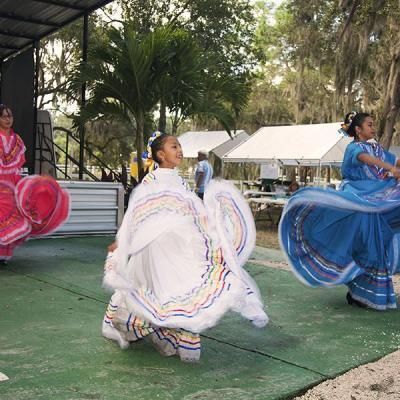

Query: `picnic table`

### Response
(242, 180, 262, 191)
(244, 190, 289, 225)
(243, 190, 283, 198)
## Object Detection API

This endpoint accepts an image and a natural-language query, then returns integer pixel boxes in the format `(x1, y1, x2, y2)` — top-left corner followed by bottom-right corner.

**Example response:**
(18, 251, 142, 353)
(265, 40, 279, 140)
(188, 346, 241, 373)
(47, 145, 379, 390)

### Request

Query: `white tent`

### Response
(178, 130, 249, 158)
(389, 146, 400, 159)
(222, 123, 352, 166)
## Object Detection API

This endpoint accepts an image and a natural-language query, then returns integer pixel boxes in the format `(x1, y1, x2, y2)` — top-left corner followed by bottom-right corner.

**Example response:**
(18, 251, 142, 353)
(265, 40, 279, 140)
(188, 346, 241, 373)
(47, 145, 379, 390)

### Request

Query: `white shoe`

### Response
(148, 333, 177, 357)
(102, 321, 129, 349)
(252, 315, 269, 328)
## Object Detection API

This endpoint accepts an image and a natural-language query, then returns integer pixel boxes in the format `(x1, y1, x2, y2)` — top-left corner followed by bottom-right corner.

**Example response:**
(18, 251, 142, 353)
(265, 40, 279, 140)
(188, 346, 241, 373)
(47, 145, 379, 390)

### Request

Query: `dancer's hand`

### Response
(391, 167, 400, 180)
(108, 241, 118, 252)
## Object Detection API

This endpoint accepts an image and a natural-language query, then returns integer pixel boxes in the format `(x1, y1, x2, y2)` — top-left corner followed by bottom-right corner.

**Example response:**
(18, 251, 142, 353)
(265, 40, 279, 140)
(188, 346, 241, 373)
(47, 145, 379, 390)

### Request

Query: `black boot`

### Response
(346, 292, 367, 308)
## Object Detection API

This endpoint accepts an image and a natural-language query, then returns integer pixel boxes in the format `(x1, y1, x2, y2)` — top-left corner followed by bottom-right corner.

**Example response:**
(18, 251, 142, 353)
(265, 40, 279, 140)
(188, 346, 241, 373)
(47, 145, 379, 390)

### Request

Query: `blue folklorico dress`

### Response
(279, 140, 400, 310)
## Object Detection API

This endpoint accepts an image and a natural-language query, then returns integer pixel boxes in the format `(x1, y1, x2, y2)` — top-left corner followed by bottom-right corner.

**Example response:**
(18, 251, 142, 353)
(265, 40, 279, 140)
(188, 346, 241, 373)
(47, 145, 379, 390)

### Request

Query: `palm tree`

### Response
(75, 25, 179, 174)
(73, 24, 251, 175)
(157, 31, 251, 135)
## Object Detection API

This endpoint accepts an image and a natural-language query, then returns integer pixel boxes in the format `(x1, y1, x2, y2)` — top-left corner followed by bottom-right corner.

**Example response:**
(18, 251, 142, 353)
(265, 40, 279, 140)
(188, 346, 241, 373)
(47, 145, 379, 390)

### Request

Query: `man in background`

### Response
(195, 149, 213, 199)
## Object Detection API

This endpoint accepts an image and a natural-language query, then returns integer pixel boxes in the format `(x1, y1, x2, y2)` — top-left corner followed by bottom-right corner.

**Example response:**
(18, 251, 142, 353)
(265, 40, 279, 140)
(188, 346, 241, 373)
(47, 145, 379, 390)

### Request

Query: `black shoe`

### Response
(0, 260, 8, 266)
(346, 292, 367, 308)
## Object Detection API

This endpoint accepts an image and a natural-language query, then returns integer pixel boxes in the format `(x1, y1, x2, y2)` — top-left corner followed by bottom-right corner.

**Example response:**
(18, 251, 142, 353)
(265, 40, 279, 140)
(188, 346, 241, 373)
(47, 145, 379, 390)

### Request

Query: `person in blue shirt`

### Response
(195, 150, 213, 199)
(279, 112, 400, 310)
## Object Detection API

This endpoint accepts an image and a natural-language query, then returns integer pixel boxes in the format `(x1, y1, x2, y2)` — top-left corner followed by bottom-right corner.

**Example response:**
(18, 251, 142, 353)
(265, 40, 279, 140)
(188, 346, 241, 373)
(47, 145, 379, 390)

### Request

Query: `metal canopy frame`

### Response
(0, 1, 114, 60)
(0, 0, 115, 178)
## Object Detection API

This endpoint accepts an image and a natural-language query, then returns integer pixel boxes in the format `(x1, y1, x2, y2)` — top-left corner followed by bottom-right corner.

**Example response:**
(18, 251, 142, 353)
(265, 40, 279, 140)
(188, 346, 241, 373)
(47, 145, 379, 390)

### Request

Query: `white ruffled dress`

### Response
(102, 168, 268, 362)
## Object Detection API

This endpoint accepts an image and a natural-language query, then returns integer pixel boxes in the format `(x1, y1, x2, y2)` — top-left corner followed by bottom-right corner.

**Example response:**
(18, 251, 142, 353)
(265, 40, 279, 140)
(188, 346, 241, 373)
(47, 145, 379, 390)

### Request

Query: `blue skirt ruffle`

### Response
(279, 179, 400, 310)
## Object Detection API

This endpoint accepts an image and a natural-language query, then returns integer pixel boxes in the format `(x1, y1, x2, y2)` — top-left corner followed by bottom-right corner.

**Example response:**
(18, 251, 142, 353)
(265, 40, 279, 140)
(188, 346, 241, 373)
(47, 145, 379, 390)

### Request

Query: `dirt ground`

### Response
(255, 222, 400, 400)
(295, 277, 400, 400)
(255, 221, 281, 250)
(294, 350, 400, 400)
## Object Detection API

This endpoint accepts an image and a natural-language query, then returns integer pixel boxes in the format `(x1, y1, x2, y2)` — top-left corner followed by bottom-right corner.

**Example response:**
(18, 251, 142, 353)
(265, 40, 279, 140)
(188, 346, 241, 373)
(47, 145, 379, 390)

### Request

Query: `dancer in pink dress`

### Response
(0, 104, 70, 264)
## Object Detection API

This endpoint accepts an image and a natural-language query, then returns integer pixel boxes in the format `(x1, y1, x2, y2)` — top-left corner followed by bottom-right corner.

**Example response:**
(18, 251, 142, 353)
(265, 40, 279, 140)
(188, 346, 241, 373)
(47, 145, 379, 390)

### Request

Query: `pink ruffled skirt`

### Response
(0, 175, 70, 260)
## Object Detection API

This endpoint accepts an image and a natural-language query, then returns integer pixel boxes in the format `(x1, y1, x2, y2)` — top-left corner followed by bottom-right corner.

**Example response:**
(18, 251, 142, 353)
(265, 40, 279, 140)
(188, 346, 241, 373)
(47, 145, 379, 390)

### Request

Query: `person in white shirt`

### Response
(195, 149, 213, 199)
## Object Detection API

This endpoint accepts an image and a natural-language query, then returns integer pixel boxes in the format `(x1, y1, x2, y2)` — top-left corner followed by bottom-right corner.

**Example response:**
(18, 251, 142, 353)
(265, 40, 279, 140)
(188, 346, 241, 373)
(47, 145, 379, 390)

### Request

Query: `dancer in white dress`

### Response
(102, 132, 268, 362)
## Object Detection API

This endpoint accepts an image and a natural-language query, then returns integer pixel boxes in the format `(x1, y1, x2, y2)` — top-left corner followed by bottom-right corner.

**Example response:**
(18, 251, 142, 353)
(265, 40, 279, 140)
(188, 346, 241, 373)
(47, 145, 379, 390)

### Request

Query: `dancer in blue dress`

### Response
(279, 112, 400, 310)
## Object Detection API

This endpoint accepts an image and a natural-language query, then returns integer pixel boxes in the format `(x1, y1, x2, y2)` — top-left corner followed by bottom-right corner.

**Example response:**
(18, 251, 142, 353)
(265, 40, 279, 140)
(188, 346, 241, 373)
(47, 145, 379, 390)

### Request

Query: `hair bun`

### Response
(343, 111, 371, 138)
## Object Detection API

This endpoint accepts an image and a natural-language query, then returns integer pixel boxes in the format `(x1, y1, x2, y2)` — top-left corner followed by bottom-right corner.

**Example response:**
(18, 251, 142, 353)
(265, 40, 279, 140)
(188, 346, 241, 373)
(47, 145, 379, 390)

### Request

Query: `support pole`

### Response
(32, 41, 40, 174)
(79, 12, 88, 180)
(65, 130, 69, 178)
(220, 160, 225, 179)
(317, 161, 321, 187)
(0, 58, 3, 100)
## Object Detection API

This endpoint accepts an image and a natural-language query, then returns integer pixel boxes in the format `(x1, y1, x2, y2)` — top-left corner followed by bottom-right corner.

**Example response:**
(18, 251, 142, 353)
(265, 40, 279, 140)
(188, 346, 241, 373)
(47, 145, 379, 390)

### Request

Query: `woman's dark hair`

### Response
(344, 112, 371, 137)
(150, 133, 172, 164)
(0, 104, 12, 116)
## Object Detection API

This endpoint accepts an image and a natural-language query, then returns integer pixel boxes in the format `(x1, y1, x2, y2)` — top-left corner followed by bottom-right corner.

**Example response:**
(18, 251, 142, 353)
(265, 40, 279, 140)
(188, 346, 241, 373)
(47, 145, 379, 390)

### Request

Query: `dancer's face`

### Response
(0, 108, 13, 131)
(157, 136, 183, 168)
(356, 116, 375, 142)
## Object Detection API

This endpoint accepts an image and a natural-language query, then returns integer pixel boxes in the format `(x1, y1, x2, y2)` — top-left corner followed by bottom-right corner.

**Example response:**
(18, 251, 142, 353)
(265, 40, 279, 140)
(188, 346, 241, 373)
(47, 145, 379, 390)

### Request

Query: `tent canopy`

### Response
(389, 146, 400, 159)
(222, 123, 352, 166)
(178, 130, 249, 159)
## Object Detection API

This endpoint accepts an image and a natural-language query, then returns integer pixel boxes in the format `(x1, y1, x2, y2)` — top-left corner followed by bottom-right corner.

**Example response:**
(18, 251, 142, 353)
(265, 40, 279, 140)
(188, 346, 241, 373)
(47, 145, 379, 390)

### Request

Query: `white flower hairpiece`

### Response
(347, 111, 357, 126)
(142, 131, 163, 160)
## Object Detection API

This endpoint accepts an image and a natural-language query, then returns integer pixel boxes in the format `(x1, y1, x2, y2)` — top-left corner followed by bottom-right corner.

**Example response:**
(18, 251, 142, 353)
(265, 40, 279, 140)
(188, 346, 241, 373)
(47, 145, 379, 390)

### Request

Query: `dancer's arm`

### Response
(358, 153, 400, 178)
(108, 241, 118, 252)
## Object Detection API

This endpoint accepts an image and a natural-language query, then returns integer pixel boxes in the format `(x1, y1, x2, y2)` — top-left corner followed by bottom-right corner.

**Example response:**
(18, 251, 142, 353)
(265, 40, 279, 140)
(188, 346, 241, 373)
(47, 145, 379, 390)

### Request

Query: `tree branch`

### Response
(336, 0, 360, 48)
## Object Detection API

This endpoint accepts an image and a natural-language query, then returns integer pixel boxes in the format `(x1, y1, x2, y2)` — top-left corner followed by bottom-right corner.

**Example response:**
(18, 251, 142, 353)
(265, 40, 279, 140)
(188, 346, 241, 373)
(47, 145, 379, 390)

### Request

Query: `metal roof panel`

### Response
(0, 0, 115, 60)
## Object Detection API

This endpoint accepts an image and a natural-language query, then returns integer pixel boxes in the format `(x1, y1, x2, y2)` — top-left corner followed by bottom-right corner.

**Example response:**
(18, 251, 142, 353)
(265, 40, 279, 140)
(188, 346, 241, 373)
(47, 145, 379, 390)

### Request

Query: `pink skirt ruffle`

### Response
(0, 175, 70, 260)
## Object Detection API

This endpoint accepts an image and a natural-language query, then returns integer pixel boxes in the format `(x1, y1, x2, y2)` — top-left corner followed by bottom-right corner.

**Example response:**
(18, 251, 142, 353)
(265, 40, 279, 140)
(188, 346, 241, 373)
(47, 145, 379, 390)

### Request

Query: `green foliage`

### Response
(336, 0, 400, 147)
(248, 0, 341, 126)
(239, 0, 400, 143)
(119, 0, 259, 72)
(39, 0, 400, 163)
(37, 2, 254, 173)
(118, 0, 255, 133)
(70, 23, 250, 173)
(38, 15, 107, 110)
(71, 25, 181, 171)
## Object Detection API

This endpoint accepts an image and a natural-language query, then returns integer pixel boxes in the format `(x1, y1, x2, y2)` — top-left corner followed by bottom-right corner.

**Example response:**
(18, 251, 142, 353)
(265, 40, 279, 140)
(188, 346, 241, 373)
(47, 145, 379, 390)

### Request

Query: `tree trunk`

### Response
(287, 166, 296, 182)
(158, 99, 167, 133)
(171, 115, 179, 135)
(332, 90, 338, 123)
(295, 61, 305, 124)
(299, 166, 307, 183)
(377, 64, 394, 141)
(379, 54, 400, 150)
(346, 67, 355, 111)
(136, 112, 145, 180)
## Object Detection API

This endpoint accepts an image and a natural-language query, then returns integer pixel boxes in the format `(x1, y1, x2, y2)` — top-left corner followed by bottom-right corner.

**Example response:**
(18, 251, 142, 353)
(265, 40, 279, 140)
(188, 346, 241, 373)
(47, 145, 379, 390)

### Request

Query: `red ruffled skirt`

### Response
(0, 175, 70, 260)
